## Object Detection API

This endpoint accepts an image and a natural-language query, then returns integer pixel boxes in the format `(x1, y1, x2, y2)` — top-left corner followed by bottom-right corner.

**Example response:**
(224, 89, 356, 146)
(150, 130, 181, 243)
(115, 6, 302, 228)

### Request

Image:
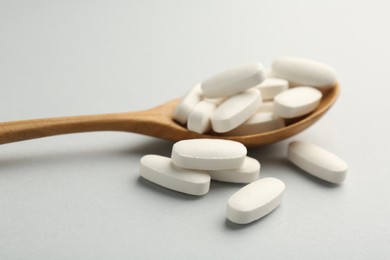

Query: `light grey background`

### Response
(1, 1, 389, 259)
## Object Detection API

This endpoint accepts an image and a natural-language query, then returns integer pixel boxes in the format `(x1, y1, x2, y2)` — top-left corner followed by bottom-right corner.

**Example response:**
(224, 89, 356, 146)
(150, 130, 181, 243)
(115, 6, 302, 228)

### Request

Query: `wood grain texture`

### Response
(0, 84, 339, 147)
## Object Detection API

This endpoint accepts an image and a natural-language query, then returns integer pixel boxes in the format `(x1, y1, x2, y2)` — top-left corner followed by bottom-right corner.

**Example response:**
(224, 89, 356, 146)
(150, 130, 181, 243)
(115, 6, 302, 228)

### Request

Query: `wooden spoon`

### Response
(0, 84, 339, 148)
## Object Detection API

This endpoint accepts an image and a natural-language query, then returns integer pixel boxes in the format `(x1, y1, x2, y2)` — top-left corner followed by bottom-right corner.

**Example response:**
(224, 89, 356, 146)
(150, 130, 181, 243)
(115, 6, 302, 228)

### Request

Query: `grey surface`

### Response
(0, 1, 389, 259)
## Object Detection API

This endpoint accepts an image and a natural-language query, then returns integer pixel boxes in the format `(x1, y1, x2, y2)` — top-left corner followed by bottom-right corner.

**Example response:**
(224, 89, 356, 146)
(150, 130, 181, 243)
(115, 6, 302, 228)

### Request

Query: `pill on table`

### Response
(173, 83, 203, 125)
(207, 157, 260, 183)
(225, 111, 285, 136)
(288, 141, 348, 184)
(187, 100, 217, 134)
(140, 154, 210, 195)
(257, 101, 274, 113)
(272, 57, 337, 88)
(227, 177, 285, 224)
(211, 89, 262, 133)
(255, 78, 289, 100)
(171, 139, 247, 170)
(201, 63, 266, 98)
(274, 86, 322, 118)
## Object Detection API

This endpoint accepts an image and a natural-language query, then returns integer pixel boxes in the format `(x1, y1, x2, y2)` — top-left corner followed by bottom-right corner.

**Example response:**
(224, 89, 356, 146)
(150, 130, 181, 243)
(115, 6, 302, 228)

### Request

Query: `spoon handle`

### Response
(0, 111, 149, 145)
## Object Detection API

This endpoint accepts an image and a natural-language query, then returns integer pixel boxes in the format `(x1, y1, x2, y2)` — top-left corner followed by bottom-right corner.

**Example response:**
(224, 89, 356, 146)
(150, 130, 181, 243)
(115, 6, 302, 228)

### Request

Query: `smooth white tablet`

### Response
(201, 63, 266, 98)
(204, 97, 225, 106)
(211, 89, 262, 133)
(274, 86, 322, 118)
(288, 141, 348, 184)
(257, 101, 274, 112)
(187, 100, 217, 134)
(140, 154, 210, 195)
(171, 139, 247, 170)
(225, 111, 285, 136)
(173, 83, 203, 125)
(256, 78, 289, 100)
(227, 178, 285, 224)
(207, 157, 260, 183)
(272, 57, 337, 88)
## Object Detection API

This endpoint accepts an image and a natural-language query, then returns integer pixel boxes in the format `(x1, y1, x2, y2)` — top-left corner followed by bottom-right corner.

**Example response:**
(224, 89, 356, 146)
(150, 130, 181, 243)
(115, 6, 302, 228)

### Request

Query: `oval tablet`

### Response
(211, 89, 262, 133)
(227, 178, 285, 224)
(207, 157, 260, 183)
(171, 139, 247, 170)
(140, 154, 210, 195)
(274, 86, 322, 118)
(173, 83, 203, 125)
(255, 77, 289, 100)
(187, 100, 217, 134)
(225, 111, 284, 136)
(257, 101, 274, 113)
(201, 63, 266, 98)
(288, 141, 348, 184)
(272, 57, 337, 88)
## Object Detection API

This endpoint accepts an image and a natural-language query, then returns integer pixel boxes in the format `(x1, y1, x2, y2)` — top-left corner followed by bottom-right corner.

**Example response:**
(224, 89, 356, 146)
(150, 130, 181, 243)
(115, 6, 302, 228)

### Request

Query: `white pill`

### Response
(288, 141, 348, 184)
(274, 86, 322, 118)
(140, 154, 210, 195)
(256, 78, 289, 100)
(257, 101, 274, 113)
(187, 100, 217, 134)
(201, 63, 266, 98)
(171, 139, 247, 170)
(207, 157, 260, 183)
(211, 89, 262, 133)
(272, 57, 337, 88)
(225, 111, 285, 136)
(173, 83, 203, 125)
(227, 177, 285, 224)
(205, 97, 225, 106)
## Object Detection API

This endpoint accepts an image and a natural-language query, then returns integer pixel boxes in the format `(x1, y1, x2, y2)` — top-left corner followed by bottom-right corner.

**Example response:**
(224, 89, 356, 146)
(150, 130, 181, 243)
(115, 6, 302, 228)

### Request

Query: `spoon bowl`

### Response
(0, 83, 339, 148)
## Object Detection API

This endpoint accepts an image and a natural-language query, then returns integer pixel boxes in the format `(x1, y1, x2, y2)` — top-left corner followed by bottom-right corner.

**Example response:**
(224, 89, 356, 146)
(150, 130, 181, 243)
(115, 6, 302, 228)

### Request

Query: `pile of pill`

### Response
(173, 56, 337, 135)
(139, 138, 348, 224)
(139, 57, 348, 225)
(140, 138, 286, 224)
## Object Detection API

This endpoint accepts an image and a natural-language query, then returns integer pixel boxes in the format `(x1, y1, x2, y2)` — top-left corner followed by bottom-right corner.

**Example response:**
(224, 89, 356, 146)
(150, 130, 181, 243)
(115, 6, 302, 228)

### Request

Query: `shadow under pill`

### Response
(209, 180, 245, 192)
(223, 206, 281, 230)
(136, 176, 203, 201)
(285, 159, 341, 188)
(247, 149, 341, 189)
